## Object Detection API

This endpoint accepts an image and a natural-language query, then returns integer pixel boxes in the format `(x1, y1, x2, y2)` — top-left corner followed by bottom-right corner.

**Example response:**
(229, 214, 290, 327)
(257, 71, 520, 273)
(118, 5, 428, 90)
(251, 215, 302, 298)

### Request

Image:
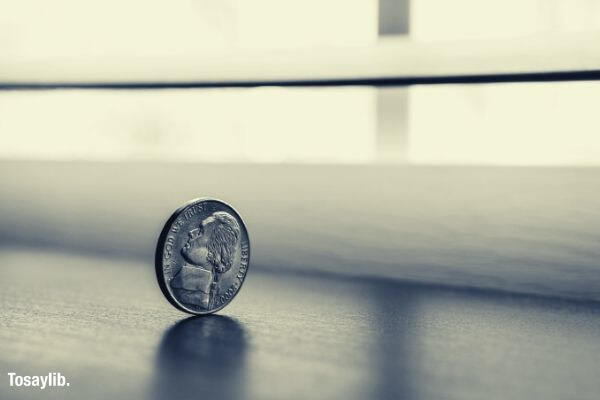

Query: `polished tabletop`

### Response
(1, 247, 599, 400)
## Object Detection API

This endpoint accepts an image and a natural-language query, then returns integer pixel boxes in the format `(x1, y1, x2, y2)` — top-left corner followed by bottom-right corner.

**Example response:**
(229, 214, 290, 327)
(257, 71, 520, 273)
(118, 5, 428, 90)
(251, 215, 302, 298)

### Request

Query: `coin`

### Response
(155, 198, 250, 315)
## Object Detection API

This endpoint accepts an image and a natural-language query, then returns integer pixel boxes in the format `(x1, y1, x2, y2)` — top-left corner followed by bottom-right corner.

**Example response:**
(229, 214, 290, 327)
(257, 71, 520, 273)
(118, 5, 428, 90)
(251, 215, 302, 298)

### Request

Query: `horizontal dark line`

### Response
(2, 70, 600, 90)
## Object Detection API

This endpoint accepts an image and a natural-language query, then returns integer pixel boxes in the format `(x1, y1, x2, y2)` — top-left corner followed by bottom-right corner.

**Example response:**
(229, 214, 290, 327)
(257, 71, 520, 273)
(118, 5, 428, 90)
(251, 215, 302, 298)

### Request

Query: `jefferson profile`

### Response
(170, 211, 241, 309)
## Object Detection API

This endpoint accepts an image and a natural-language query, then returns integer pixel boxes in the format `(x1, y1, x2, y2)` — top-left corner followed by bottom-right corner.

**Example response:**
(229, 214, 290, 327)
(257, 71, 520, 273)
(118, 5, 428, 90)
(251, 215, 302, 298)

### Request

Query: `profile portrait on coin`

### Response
(170, 211, 241, 310)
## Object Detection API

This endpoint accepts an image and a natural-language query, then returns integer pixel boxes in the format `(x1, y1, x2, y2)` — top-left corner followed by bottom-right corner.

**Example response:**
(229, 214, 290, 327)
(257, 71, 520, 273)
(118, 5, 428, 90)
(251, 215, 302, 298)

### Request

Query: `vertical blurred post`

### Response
(373, 5, 413, 397)
(377, 0, 410, 162)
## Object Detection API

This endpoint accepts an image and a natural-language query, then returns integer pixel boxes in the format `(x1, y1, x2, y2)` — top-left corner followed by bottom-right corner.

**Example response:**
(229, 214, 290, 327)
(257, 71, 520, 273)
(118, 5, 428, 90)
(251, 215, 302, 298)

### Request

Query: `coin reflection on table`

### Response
(155, 198, 251, 315)
(152, 316, 248, 400)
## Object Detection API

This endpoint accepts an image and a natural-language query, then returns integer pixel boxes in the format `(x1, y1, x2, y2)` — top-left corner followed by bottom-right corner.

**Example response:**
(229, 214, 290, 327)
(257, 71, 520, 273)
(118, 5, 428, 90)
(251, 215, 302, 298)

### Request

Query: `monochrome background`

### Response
(1, 2, 600, 400)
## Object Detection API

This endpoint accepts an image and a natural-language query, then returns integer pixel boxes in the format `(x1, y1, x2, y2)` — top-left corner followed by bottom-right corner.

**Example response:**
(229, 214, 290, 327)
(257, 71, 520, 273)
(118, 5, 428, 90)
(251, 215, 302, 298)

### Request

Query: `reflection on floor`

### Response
(0, 248, 599, 400)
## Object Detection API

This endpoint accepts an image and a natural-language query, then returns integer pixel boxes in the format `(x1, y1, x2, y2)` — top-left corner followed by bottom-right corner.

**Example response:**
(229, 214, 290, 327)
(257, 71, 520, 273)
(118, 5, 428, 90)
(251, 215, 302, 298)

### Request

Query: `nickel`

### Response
(155, 198, 250, 315)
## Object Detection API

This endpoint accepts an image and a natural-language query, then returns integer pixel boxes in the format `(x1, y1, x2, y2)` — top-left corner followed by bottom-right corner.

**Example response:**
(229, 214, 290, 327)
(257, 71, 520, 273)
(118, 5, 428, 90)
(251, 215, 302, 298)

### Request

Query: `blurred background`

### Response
(2, 0, 600, 165)
(2, 0, 600, 298)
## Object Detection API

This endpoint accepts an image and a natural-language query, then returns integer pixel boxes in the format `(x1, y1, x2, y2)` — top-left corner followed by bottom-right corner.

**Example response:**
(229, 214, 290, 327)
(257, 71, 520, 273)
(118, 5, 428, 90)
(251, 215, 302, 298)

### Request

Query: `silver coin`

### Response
(155, 198, 250, 315)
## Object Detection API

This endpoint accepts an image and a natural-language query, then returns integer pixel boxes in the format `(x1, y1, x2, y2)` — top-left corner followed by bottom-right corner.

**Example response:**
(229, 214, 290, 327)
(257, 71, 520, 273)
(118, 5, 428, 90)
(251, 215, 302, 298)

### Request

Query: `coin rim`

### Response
(154, 197, 251, 315)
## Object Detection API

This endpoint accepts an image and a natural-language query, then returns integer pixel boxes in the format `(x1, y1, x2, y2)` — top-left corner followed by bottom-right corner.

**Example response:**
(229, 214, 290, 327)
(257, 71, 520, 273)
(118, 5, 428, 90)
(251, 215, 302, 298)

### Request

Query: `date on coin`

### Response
(155, 198, 250, 315)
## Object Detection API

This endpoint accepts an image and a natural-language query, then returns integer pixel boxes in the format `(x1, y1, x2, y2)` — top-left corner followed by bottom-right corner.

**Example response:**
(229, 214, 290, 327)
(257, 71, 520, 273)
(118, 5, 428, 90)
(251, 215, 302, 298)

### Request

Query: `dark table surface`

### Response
(1, 247, 599, 400)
